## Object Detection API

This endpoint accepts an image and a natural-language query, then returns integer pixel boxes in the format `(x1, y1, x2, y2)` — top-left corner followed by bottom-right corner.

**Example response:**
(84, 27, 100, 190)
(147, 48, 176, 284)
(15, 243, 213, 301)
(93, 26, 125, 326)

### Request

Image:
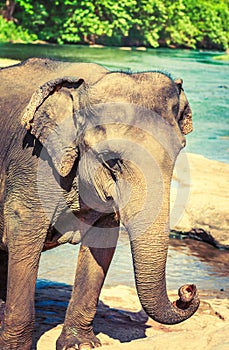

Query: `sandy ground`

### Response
(32, 284, 229, 350)
(1, 283, 228, 349)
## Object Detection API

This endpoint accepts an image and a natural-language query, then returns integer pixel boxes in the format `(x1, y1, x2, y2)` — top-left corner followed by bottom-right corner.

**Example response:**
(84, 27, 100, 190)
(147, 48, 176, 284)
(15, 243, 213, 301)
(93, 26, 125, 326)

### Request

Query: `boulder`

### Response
(171, 153, 229, 246)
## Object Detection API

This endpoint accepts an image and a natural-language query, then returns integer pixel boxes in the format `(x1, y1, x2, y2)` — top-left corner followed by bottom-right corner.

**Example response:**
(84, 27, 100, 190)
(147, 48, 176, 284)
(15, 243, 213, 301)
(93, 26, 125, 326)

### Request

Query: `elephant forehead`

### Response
(82, 100, 185, 160)
(83, 123, 166, 158)
(84, 103, 150, 142)
(90, 72, 178, 112)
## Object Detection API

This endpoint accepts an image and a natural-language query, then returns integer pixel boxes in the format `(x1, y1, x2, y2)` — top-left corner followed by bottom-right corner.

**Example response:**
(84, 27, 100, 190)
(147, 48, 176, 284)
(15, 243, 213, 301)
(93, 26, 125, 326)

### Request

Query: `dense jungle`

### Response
(0, 0, 229, 50)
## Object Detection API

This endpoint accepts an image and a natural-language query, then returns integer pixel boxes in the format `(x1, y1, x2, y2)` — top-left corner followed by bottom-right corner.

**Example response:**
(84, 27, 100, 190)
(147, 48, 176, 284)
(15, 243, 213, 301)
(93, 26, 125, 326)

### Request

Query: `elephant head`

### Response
(21, 71, 199, 326)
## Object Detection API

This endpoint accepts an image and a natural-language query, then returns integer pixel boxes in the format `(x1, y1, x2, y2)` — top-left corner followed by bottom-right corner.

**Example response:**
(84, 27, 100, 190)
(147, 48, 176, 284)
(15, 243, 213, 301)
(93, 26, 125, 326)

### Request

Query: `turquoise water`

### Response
(38, 233, 229, 291)
(1, 43, 228, 291)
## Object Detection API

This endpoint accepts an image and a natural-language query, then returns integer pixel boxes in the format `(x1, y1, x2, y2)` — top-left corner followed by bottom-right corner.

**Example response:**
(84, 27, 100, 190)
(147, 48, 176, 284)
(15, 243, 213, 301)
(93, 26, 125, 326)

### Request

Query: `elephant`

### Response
(0, 58, 199, 350)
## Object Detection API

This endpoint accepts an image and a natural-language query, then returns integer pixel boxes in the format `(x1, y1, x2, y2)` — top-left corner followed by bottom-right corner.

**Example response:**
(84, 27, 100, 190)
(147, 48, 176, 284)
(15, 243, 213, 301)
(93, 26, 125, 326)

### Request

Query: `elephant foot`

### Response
(56, 328, 101, 350)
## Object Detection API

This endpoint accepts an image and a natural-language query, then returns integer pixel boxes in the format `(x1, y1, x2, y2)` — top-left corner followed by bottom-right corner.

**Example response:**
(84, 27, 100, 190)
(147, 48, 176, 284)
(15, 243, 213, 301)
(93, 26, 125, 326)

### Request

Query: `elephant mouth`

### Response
(173, 284, 198, 310)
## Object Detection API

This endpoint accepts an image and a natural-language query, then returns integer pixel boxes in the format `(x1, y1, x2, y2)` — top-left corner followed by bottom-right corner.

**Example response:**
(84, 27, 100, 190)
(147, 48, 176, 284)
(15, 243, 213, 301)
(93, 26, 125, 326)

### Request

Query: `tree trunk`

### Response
(2, 0, 16, 21)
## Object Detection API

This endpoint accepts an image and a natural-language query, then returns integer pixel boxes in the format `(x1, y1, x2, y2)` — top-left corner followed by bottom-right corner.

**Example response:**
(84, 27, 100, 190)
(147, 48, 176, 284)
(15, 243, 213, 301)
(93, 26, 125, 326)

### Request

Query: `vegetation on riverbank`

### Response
(0, 0, 229, 50)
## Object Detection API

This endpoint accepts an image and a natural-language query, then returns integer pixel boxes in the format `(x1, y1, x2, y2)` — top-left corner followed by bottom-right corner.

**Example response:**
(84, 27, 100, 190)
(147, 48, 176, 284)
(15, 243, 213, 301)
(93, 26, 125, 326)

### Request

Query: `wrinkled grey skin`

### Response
(0, 58, 199, 350)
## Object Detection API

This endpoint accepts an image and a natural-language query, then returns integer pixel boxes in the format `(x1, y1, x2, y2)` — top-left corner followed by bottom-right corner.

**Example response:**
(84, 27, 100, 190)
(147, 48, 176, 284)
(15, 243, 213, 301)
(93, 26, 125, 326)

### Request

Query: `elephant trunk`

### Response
(117, 162, 200, 325)
(129, 228, 199, 325)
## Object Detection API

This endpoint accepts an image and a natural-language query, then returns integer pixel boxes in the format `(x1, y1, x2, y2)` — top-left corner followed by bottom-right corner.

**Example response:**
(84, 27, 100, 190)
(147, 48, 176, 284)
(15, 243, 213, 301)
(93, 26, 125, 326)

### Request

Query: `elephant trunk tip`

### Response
(173, 283, 200, 312)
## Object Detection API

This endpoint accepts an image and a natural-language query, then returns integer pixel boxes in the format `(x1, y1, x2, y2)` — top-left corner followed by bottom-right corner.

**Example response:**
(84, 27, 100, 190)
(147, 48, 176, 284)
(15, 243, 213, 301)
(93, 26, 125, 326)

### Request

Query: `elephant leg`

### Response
(0, 201, 47, 350)
(0, 250, 8, 302)
(56, 214, 119, 350)
(0, 246, 43, 350)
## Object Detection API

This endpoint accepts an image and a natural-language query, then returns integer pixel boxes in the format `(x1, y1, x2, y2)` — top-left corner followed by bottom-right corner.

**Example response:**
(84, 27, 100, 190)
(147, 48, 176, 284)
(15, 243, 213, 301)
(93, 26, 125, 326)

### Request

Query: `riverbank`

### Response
(33, 283, 228, 350)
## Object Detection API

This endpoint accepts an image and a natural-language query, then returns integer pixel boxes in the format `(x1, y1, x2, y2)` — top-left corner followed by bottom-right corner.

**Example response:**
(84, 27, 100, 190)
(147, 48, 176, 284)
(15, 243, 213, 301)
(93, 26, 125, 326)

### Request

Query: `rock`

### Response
(135, 47, 147, 51)
(89, 44, 104, 48)
(171, 153, 229, 246)
(119, 47, 132, 50)
(36, 285, 229, 350)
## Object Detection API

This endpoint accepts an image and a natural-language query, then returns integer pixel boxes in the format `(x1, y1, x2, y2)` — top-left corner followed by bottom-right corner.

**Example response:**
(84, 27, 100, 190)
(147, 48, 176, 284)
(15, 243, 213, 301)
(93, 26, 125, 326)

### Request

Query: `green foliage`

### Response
(0, 0, 228, 49)
(181, 0, 229, 49)
(160, 0, 199, 48)
(0, 15, 37, 42)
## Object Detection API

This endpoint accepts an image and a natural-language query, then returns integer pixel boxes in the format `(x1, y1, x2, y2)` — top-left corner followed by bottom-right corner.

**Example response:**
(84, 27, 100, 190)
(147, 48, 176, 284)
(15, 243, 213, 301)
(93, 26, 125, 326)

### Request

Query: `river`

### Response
(0, 43, 228, 291)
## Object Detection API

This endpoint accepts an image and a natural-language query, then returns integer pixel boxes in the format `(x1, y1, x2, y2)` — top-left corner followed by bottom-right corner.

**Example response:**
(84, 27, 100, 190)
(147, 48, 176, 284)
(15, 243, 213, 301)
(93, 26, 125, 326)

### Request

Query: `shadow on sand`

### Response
(33, 280, 150, 349)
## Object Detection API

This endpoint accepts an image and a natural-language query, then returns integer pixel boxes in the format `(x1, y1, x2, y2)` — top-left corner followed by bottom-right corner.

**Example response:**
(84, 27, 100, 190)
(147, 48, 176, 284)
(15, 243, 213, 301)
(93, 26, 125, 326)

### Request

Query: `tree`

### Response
(0, 0, 228, 49)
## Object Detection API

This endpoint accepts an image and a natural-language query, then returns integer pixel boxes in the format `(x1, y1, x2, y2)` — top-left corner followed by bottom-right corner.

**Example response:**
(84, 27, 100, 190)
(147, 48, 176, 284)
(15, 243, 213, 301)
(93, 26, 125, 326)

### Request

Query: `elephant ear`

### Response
(21, 77, 86, 177)
(174, 78, 193, 135)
